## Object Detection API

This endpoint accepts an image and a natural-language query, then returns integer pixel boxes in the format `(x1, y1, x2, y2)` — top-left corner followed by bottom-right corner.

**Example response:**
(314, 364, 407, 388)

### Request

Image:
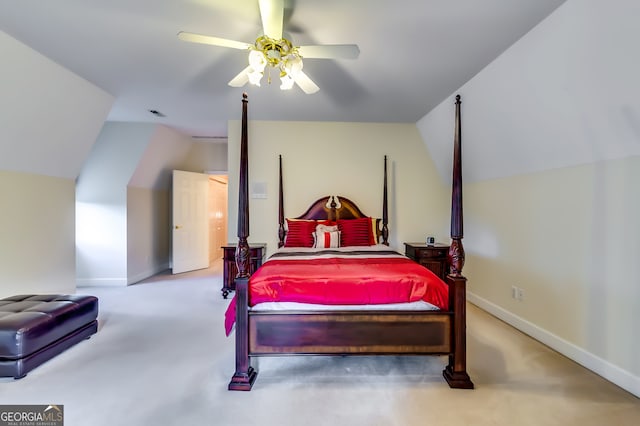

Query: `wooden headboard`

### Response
(294, 195, 370, 221)
(277, 156, 390, 248)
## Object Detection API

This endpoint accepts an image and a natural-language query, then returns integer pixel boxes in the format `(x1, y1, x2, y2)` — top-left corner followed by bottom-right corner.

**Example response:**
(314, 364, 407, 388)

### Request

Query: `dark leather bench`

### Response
(0, 294, 98, 378)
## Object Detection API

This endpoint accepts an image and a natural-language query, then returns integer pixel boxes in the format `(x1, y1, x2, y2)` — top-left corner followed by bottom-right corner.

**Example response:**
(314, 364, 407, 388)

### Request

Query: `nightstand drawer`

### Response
(414, 248, 448, 259)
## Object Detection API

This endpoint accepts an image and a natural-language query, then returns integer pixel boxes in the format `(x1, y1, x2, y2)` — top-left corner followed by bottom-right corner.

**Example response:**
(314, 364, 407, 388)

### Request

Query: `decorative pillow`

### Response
(338, 217, 376, 247)
(284, 219, 316, 248)
(316, 223, 338, 233)
(314, 230, 341, 248)
(317, 220, 337, 227)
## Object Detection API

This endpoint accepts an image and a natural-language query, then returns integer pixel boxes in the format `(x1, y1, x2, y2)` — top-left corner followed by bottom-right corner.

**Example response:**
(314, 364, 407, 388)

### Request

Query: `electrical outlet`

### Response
(511, 285, 525, 301)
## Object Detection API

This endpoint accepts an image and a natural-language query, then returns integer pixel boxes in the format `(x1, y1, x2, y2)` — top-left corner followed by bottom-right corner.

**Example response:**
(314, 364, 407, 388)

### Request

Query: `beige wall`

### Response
(127, 187, 171, 283)
(227, 120, 449, 256)
(0, 171, 76, 298)
(465, 155, 640, 389)
(184, 140, 228, 174)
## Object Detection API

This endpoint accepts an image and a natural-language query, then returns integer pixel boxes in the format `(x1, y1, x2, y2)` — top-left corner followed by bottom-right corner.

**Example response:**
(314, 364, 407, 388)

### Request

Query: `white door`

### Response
(172, 170, 210, 274)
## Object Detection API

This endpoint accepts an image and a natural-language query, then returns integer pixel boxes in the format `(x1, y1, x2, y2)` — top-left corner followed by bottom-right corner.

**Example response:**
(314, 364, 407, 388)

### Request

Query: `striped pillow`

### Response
(338, 217, 376, 247)
(314, 230, 341, 248)
(284, 219, 316, 248)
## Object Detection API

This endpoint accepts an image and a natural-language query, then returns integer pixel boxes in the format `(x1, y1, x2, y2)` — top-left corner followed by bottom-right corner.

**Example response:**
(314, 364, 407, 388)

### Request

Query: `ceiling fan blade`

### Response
(293, 71, 319, 94)
(228, 66, 252, 87)
(177, 31, 251, 50)
(258, 0, 284, 40)
(298, 44, 360, 60)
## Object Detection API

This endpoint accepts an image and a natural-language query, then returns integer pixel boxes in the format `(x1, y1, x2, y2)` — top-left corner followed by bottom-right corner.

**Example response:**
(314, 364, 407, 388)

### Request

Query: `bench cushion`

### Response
(0, 294, 98, 359)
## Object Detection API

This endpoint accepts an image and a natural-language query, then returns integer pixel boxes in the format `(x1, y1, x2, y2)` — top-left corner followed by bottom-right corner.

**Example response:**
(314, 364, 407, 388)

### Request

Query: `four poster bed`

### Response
(228, 93, 472, 391)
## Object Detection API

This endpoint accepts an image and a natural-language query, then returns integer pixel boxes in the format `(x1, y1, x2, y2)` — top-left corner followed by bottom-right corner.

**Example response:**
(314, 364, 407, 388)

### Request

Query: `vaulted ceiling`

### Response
(0, 0, 566, 138)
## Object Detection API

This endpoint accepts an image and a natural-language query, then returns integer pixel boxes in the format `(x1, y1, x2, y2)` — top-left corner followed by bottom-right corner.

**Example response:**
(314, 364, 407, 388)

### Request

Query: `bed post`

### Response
(448, 94, 465, 278)
(229, 93, 257, 391)
(443, 94, 474, 389)
(382, 155, 389, 245)
(278, 155, 285, 248)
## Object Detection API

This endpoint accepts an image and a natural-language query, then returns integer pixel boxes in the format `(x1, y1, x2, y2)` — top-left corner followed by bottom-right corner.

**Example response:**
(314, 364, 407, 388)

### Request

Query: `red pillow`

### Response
(317, 220, 337, 227)
(338, 217, 376, 247)
(284, 219, 316, 248)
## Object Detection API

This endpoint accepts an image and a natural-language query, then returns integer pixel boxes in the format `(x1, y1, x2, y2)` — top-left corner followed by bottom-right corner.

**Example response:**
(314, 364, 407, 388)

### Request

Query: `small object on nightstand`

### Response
(221, 243, 266, 298)
(426, 236, 435, 246)
(404, 242, 450, 280)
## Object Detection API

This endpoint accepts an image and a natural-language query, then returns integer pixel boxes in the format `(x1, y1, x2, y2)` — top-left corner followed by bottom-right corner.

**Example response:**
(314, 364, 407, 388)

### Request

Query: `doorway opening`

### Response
(208, 174, 228, 262)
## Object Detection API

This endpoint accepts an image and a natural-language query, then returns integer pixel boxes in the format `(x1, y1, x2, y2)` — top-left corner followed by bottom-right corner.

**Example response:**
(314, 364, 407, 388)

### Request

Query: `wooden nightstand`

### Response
(404, 242, 450, 280)
(221, 244, 266, 298)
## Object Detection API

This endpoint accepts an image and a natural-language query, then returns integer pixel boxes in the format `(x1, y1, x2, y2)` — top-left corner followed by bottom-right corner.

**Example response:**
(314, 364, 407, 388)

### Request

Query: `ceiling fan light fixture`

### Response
(247, 35, 304, 90)
(179, 0, 360, 94)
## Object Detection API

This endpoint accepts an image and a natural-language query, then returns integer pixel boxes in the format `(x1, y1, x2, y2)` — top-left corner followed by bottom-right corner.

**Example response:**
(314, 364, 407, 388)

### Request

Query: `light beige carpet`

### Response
(1, 262, 638, 426)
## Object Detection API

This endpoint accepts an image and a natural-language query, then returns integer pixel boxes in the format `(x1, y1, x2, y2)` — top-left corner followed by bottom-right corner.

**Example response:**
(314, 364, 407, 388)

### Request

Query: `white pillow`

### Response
(313, 230, 341, 248)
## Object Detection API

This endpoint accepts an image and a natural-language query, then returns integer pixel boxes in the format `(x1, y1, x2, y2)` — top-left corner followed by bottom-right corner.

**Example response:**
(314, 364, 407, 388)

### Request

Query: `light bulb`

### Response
(280, 74, 294, 90)
(248, 69, 263, 86)
(248, 50, 266, 72)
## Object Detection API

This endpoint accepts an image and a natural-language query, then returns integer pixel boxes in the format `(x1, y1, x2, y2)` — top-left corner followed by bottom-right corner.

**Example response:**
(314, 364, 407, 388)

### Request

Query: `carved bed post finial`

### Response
(382, 155, 389, 245)
(278, 155, 285, 248)
(449, 94, 465, 277)
(329, 196, 338, 221)
(236, 92, 250, 278)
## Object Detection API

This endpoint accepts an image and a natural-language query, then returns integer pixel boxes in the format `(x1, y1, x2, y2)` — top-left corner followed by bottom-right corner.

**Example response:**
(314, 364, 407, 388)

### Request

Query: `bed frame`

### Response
(229, 93, 472, 390)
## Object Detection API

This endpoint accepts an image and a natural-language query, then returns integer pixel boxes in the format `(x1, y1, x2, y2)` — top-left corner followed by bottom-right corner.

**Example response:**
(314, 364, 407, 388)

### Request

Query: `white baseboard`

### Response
(127, 263, 170, 285)
(77, 263, 170, 288)
(76, 278, 127, 287)
(467, 291, 640, 398)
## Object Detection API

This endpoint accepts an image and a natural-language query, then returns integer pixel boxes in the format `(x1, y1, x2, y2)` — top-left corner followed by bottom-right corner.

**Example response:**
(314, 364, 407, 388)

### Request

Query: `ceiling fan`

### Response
(177, 0, 359, 94)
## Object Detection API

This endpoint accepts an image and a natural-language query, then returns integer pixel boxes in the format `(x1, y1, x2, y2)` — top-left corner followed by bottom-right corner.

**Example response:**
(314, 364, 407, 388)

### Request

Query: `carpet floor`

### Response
(1, 261, 638, 426)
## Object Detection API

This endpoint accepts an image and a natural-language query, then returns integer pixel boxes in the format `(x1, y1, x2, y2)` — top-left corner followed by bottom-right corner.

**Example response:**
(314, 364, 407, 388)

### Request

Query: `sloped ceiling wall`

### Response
(128, 125, 195, 190)
(76, 122, 156, 203)
(418, 0, 640, 183)
(0, 30, 113, 179)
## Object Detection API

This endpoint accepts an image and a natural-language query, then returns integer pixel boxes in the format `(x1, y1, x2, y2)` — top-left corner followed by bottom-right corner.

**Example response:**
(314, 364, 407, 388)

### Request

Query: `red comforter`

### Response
(224, 249, 449, 335)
